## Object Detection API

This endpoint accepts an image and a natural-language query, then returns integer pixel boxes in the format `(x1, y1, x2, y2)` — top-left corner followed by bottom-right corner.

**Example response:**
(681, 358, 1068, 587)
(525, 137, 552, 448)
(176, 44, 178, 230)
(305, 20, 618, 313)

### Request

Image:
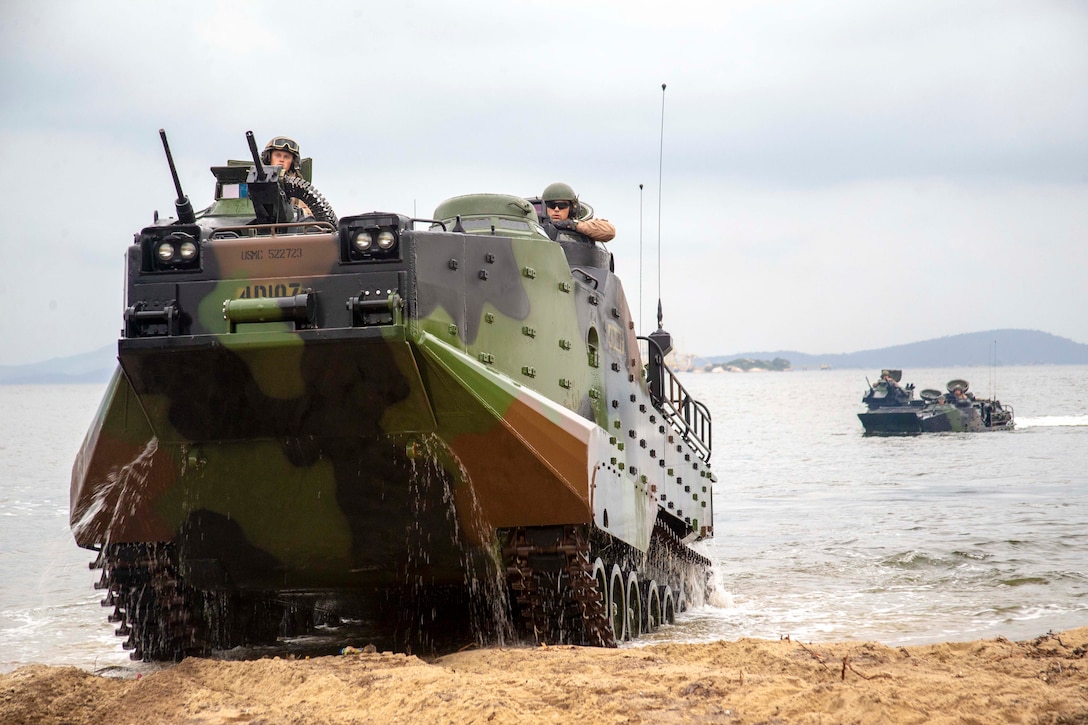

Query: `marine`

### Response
(261, 135, 312, 216)
(541, 181, 616, 242)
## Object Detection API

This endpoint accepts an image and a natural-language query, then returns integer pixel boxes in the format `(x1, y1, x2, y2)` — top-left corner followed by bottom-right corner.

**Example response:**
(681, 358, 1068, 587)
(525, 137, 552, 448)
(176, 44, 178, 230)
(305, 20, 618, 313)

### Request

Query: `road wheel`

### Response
(625, 571, 642, 640)
(645, 580, 662, 631)
(607, 565, 626, 642)
(662, 585, 676, 625)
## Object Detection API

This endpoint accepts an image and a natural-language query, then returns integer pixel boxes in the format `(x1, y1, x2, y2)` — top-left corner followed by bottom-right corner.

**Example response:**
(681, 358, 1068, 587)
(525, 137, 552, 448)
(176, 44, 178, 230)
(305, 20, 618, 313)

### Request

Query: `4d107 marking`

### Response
(237, 282, 305, 299)
(70, 129, 716, 661)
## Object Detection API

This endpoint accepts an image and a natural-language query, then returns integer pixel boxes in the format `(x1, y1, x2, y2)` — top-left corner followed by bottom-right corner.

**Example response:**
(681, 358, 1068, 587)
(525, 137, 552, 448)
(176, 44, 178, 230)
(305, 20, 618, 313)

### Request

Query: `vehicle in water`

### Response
(858, 370, 1014, 435)
(70, 131, 715, 660)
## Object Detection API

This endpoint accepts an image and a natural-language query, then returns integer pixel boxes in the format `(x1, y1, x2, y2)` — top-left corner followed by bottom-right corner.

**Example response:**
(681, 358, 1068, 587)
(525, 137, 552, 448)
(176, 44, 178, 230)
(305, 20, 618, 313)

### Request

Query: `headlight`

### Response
(140, 225, 202, 272)
(339, 213, 408, 264)
(377, 230, 396, 249)
(354, 231, 373, 251)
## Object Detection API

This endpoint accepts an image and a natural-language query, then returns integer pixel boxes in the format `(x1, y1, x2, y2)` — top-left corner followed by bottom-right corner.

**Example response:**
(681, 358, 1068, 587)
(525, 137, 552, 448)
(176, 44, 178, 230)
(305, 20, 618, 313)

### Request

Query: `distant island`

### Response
(703, 357, 792, 373)
(3, 329, 1087, 384)
(688, 329, 1088, 373)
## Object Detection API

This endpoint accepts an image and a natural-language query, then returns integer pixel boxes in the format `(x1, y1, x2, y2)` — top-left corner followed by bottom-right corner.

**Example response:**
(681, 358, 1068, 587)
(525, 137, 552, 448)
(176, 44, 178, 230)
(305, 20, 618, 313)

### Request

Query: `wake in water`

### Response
(1016, 415, 1088, 429)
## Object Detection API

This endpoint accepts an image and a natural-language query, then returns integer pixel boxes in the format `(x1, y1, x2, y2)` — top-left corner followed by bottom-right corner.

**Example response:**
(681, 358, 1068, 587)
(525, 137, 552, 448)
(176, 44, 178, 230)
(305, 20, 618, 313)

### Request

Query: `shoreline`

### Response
(3, 627, 1085, 724)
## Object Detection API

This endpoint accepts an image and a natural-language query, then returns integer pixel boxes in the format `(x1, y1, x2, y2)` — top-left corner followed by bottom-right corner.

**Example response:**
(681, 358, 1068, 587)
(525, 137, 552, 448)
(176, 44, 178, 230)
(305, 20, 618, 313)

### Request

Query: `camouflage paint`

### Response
(72, 190, 714, 597)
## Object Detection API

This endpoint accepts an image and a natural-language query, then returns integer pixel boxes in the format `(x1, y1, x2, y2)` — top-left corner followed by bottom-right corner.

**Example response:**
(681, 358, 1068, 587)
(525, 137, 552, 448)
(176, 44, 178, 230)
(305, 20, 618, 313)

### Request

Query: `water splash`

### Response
(1016, 415, 1088, 429)
(400, 434, 514, 650)
(703, 566, 736, 609)
(430, 435, 515, 647)
(71, 437, 159, 544)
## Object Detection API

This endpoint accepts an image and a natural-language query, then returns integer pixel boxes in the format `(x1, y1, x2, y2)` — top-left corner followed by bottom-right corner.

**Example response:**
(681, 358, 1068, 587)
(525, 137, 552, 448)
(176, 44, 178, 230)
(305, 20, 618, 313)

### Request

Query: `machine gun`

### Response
(159, 129, 196, 224)
(244, 130, 294, 225)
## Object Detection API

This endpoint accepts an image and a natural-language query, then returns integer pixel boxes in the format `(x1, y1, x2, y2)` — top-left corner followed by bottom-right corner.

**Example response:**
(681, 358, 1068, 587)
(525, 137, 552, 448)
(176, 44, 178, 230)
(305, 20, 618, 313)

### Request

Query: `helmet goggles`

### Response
(267, 137, 299, 155)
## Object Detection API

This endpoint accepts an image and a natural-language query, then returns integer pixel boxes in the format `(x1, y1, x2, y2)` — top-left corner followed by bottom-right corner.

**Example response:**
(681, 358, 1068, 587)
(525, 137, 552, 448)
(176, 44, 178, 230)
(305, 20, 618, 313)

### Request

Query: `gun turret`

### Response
(159, 129, 195, 224)
(244, 130, 293, 224)
(246, 130, 276, 183)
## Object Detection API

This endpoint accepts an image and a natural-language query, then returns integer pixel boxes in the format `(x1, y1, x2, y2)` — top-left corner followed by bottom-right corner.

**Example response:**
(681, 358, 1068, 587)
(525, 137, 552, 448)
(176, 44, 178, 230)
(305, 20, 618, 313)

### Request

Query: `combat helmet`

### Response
(542, 181, 579, 217)
(261, 136, 301, 175)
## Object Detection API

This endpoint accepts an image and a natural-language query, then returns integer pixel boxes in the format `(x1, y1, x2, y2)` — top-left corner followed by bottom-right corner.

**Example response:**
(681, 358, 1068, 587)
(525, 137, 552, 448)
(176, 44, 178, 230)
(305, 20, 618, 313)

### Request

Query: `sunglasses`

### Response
(545, 201, 570, 210)
(268, 137, 299, 154)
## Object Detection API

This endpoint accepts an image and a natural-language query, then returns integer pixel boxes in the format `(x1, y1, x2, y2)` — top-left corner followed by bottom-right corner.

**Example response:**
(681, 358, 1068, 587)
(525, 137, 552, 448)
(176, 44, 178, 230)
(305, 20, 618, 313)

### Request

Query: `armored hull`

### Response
(859, 404, 972, 434)
(71, 159, 714, 659)
(858, 371, 1013, 435)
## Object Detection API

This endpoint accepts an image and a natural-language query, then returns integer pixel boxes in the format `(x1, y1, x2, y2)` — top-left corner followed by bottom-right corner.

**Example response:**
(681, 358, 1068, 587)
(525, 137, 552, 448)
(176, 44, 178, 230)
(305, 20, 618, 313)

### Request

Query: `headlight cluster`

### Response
(352, 229, 397, 253)
(140, 227, 202, 272)
(340, 213, 408, 263)
(156, 237, 199, 262)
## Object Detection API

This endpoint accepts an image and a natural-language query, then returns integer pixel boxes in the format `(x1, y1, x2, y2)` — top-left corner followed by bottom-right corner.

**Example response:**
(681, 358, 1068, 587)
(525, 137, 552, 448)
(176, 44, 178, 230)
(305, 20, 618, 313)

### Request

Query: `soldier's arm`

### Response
(574, 218, 616, 242)
(291, 198, 313, 217)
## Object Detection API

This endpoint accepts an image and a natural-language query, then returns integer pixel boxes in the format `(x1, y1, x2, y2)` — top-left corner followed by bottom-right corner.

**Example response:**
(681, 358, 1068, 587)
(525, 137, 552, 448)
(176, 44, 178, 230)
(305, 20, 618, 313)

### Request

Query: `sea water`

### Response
(1, 366, 1085, 673)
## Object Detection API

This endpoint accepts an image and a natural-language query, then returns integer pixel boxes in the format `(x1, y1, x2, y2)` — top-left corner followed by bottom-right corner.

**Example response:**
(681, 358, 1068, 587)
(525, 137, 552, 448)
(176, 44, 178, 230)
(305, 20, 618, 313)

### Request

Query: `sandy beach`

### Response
(3, 627, 1085, 724)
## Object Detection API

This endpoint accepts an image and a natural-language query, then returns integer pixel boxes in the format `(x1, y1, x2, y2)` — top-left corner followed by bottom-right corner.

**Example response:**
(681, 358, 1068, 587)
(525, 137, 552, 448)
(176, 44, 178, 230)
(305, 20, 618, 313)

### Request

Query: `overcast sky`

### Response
(2, 0, 1086, 366)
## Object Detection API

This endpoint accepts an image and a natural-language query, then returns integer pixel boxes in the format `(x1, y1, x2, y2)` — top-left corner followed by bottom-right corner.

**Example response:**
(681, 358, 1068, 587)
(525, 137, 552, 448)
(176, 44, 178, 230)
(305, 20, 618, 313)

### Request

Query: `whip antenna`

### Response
(656, 83, 666, 330)
(645, 83, 674, 364)
(639, 183, 644, 332)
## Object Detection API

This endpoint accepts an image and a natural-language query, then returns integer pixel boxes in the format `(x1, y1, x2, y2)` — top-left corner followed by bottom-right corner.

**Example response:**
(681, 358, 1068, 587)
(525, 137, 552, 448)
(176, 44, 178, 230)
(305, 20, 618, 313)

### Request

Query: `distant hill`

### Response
(0, 344, 116, 384)
(3, 329, 1086, 384)
(705, 329, 1088, 370)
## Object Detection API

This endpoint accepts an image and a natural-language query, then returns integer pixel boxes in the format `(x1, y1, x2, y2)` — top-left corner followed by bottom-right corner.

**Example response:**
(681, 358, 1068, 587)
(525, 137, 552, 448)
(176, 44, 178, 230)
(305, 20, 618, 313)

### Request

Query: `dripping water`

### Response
(400, 433, 515, 651)
(71, 437, 160, 545)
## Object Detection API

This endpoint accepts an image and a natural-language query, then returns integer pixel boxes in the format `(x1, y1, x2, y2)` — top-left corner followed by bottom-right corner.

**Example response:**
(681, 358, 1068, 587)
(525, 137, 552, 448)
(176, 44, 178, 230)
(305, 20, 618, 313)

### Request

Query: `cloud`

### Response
(1, 0, 1086, 364)
(645, 178, 1088, 355)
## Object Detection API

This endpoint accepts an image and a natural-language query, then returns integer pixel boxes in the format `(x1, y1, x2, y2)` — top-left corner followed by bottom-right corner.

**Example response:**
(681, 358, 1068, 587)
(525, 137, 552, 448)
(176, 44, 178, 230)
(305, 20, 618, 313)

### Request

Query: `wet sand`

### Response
(3, 627, 1086, 724)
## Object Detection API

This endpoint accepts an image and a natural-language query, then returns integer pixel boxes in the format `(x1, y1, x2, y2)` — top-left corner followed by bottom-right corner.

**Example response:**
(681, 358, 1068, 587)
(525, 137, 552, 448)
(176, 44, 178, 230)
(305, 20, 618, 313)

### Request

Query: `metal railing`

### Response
(640, 336, 712, 463)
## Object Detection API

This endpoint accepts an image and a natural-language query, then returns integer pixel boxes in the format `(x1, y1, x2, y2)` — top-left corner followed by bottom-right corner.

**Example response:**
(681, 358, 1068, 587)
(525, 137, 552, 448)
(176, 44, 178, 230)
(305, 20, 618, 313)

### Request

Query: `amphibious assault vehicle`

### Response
(70, 131, 715, 660)
(858, 370, 1014, 434)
